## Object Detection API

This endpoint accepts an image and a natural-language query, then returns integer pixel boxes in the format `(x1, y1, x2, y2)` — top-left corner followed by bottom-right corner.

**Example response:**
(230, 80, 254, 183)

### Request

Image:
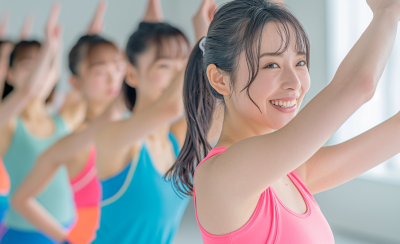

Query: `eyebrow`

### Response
(89, 61, 107, 68)
(259, 51, 306, 58)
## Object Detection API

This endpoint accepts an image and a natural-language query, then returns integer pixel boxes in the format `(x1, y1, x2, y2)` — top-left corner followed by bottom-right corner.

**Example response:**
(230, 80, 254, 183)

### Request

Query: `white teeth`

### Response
(271, 100, 297, 108)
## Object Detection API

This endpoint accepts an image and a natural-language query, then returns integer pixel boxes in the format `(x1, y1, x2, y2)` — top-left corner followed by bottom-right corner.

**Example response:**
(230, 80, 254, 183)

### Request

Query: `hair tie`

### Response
(199, 36, 206, 56)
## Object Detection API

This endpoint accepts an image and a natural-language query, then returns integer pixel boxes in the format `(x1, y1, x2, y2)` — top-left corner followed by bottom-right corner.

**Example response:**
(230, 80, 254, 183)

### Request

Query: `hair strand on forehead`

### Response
(166, 0, 310, 196)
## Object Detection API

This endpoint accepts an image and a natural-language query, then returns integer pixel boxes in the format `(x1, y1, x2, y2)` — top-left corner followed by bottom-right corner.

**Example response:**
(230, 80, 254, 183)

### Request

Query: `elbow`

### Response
(342, 74, 377, 103)
(359, 76, 377, 102)
(10, 193, 26, 212)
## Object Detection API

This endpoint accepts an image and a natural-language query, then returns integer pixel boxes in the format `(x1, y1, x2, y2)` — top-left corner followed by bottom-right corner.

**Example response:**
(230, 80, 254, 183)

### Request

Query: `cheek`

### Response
(82, 78, 108, 97)
(147, 70, 173, 88)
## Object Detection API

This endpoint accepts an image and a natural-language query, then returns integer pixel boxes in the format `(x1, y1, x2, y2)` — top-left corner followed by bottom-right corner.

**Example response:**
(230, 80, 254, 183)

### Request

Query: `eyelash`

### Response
(264, 60, 307, 69)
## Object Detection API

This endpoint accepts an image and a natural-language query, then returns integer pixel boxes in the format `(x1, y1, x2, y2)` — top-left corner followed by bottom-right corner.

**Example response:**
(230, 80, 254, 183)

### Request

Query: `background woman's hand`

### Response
(87, 1, 107, 35)
(192, 0, 217, 41)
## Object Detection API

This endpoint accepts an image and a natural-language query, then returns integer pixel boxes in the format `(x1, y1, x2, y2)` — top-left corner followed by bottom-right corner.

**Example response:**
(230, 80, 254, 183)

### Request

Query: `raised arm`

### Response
(0, 8, 60, 126)
(20, 14, 34, 40)
(87, 1, 107, 35)
(192, 0, 217, 41)
(143, 0, 164, 23)
(204, 0, 400, 202)
(96, 67, 185, 175)
(11, 95, 125, 243)
(303, 112, 400, 194)
(0, 12, 11, 103)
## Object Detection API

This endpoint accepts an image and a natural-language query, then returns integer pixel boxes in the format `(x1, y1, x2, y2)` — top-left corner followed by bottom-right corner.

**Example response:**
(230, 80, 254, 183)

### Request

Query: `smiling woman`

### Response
(166, 0, 400, 243)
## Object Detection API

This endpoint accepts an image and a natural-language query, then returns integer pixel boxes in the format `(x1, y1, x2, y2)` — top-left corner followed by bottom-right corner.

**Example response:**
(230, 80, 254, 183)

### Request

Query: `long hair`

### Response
(166, 0, 310, 196)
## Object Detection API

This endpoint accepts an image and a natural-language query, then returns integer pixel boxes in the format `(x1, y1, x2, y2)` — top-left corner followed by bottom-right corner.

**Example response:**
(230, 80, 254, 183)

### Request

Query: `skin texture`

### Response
(10, 2, 126, 243)
(195, 0, 400, 236)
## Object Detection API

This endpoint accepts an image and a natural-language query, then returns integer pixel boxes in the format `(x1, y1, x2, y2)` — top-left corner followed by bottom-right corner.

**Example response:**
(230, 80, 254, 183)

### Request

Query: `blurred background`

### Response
(1, 0, 399, 243)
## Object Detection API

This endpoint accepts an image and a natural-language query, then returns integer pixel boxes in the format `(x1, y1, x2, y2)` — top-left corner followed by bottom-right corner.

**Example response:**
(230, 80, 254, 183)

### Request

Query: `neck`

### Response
(85, 99, 110, 121)
(216, 109, 274, 148)
(20, 98, 48, 121)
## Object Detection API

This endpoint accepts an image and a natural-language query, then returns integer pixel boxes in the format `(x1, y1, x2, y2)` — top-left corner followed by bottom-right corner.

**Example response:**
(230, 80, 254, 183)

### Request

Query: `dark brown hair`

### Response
(124, 22, 190, 110)
(2, 40, 41, 99)
(166, 0, 310, 196)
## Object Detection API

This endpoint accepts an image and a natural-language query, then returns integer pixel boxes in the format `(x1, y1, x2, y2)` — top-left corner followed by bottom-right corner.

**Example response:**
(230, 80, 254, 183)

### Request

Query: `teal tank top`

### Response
(2, 116, 76, 231)
(93, 133, 189, 244)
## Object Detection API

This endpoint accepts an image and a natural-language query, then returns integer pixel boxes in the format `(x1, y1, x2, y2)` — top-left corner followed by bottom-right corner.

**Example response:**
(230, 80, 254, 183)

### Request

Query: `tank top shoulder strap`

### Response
(195, 147, 228, 173)
(52, 115, 70, 136)
(288, 170, 315, 201)
(70, 146, 96, 184)
(168, 132, 180, 157)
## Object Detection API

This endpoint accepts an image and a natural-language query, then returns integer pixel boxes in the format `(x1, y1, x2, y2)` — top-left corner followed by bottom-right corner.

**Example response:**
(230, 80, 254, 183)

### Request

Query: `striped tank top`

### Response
(68, 146, 101, 244)
(93, 133, 189, 244)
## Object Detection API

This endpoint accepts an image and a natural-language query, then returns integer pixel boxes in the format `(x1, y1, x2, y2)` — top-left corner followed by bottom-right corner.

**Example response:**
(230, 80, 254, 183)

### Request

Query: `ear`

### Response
(206, 64, 230, 96)
(125, 63, 139, 88)
(69, 75, 80, 90)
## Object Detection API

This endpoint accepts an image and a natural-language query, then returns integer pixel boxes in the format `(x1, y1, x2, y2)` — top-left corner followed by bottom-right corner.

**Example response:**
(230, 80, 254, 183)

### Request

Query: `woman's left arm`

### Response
(303, 113, 400, 194)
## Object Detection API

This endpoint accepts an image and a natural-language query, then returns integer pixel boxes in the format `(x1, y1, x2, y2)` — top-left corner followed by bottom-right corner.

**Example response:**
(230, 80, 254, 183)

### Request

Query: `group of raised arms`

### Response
(0, 0, 400, 243)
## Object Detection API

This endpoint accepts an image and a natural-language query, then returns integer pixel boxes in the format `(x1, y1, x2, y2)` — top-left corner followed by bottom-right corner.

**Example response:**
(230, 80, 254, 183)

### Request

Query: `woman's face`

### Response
(74, 44, 126, 104)
(224, 22, 310, 132)
(127, 38, 188, 102)
(7, 46, 39, 89)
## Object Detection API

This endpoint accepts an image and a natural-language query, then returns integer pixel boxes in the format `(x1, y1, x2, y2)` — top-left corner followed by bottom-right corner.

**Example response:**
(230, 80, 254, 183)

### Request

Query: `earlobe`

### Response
(206, 64, 230, 96)
(125, 63, 139, 88)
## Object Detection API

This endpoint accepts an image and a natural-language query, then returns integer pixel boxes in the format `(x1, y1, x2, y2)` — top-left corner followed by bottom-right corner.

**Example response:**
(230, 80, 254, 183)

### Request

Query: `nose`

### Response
(280, 66, 301, 91)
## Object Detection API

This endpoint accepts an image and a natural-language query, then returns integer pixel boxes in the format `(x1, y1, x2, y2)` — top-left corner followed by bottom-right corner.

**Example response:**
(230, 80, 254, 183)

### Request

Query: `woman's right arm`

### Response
(0, 9, 60, 127)
(204, 1, 400, 202)
(142, 0, 164, 23)
(96, 67, 185, 175)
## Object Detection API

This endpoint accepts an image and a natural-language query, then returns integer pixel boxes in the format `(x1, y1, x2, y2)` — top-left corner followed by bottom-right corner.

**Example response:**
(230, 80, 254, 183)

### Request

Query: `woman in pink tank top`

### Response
(167, 0, 400, 243)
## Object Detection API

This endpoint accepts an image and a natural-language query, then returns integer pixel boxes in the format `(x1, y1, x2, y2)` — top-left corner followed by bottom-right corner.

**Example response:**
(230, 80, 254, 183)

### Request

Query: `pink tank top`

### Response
(0, 157, 10, 195)
(70, 146, 101, 208)
(194, 147, 335, 244)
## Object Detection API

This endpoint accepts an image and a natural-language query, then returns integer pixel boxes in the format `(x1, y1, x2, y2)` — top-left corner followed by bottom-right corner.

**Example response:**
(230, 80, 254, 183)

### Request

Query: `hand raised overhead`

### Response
(87, 1, 107, 35)
(193, 0, 217, 41)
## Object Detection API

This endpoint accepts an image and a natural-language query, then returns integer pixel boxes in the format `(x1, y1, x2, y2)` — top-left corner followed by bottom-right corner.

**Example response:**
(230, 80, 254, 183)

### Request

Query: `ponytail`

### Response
(167, 0, 310, 196)
(166, 39, 218, 196)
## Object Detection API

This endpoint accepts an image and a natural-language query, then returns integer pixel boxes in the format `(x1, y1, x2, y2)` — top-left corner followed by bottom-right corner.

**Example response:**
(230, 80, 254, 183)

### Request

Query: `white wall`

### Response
(0, 0, 230, 91)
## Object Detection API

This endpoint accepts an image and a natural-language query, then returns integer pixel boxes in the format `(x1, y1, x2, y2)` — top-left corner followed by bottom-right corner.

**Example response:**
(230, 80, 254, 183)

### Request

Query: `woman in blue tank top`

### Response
(91, 1, 206, 243)
(0, 5, 84, 244)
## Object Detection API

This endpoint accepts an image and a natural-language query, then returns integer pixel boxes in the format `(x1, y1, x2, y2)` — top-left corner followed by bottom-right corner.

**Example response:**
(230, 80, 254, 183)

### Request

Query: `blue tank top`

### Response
(93, 133, 189, 244)
(2, 116, 75, 231)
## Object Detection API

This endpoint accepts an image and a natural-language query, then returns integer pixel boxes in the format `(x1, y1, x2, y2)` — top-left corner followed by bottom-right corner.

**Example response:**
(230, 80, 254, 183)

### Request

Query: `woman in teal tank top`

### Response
(92, 1, 198, 243)
(0, 6, 84, 244)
